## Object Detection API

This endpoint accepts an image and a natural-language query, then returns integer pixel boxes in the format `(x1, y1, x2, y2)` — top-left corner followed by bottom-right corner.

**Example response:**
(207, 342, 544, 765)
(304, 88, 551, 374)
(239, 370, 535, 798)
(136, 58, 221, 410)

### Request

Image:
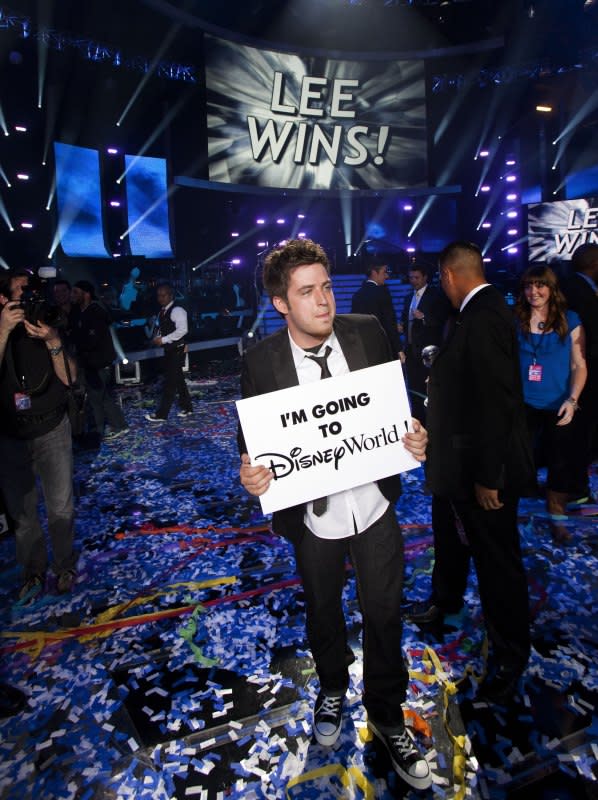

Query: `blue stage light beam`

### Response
(36, 0, 52, 109)
(117, 25, 181, 127)
(500, 235, 528, 252)
(0, 162, 11, 188)
(45, 175, 56, 211)
(340, 193, 353, 259)
(0, 102, 8, 136)
(119, 183, 176, 242)
(553, 91, 598, 145)
(0, 196, 14, 231)
(116, 97, 185, 184)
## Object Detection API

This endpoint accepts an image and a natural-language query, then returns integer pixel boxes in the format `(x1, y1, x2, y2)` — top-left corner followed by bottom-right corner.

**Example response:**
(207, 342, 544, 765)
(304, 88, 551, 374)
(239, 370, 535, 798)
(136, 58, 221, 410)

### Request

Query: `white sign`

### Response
(236, 360, 419, 514)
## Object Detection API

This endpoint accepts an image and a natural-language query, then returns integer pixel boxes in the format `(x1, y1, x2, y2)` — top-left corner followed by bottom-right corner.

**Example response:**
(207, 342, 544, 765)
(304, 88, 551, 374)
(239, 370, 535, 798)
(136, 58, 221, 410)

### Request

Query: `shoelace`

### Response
(318, 695, 342, 720)
(388, 730, 417, 758)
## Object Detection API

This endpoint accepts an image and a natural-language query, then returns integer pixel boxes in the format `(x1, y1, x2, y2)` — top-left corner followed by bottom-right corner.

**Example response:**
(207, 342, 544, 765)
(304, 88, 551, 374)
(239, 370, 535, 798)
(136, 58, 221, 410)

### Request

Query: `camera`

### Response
(19, 286, 66, 329)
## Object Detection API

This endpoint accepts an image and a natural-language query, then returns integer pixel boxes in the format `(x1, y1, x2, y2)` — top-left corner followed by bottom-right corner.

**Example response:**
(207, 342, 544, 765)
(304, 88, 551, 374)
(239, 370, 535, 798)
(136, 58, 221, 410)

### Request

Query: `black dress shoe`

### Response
(0, 682, 27, 718)
(405, 601, 444, 625)
(477, 666, 523, 705)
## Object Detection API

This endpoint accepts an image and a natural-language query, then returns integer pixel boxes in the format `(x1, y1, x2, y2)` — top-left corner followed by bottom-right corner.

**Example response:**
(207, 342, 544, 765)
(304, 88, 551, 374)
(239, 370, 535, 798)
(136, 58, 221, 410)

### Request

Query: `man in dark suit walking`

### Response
(410, 241, 534, 704)
(237, 239, 431, 790)
(561, 243, 598, 500)
(350, 261, 402, 358)
(399, 265, 450, 421)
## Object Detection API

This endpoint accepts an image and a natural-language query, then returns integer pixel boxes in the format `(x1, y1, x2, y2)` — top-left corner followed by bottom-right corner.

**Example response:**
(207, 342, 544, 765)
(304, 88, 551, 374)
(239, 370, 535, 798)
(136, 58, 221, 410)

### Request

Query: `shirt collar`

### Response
(288, 329, 339, 370)
(460, 283, 490, 312)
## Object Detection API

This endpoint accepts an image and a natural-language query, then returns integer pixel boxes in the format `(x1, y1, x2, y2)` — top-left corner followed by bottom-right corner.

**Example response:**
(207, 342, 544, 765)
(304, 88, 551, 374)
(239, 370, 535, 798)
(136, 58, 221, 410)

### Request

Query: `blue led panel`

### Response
(54, 142, 110, 258)
(125, 155, 174, 258)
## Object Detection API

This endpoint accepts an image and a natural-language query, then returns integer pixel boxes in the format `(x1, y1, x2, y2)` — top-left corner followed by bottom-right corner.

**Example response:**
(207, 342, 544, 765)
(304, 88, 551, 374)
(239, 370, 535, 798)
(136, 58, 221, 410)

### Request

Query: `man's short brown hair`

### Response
(262, 239, 330, 302)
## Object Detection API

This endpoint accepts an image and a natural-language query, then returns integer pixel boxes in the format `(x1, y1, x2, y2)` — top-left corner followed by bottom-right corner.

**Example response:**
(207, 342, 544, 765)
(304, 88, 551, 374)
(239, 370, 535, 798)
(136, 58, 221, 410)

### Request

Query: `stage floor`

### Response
(1, 355, 596, 800)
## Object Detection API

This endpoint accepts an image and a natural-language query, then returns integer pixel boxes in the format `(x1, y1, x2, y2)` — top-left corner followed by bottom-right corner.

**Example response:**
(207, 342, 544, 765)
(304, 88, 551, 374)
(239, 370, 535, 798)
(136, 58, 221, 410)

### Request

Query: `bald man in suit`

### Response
(418, 241, 534, 704)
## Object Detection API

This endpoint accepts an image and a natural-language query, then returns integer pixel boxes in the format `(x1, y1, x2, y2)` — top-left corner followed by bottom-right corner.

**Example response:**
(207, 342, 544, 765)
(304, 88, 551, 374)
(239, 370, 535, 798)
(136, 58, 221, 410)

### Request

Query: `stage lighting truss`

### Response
(0, 8, 197, 83)
(432, 46, 598, 93)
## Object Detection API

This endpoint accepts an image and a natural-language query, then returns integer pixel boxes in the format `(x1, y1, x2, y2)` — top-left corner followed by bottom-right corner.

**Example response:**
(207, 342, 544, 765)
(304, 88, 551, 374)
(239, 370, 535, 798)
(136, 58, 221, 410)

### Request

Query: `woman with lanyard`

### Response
(515, 265, 587, 543)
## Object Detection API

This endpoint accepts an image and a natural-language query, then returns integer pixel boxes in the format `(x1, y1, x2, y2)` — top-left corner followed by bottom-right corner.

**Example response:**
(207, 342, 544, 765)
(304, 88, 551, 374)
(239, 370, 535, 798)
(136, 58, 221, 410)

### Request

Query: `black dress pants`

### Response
(431, 493, 531, 671)
(293, 504, 409, 733)
(156, 345, 192, 418)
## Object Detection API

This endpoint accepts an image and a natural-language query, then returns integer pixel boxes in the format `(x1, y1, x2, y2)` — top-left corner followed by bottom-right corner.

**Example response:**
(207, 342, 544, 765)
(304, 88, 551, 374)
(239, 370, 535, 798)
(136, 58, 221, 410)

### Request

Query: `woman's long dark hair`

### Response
(514, 265, 569, 340)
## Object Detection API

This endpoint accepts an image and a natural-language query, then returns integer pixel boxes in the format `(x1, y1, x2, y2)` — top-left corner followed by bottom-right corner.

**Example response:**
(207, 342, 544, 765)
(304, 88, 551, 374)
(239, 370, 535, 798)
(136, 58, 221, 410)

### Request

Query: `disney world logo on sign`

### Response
(236, 361, 418, 514)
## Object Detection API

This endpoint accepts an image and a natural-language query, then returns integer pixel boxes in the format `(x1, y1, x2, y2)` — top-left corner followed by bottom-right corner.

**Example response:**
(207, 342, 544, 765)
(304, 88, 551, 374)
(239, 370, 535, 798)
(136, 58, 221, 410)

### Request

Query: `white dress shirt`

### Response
(288, 330, 389, 540)
(460, 283, 491, 312)
(159, 301, 188, 344)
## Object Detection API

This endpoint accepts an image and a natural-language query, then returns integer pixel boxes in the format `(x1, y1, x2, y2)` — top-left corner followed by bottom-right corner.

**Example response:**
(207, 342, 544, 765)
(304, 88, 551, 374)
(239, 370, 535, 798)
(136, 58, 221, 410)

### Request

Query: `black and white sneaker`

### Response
(369, 720, 432, 790)
(104, 427, 129, 440)
(313, 692, 344, 746)
(177, 409, 193, 418)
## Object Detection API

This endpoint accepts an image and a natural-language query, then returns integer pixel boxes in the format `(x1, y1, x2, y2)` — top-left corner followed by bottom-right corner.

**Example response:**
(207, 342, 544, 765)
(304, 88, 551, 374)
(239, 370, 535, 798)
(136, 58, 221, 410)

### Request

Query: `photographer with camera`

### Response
(0, 271, 78, 600)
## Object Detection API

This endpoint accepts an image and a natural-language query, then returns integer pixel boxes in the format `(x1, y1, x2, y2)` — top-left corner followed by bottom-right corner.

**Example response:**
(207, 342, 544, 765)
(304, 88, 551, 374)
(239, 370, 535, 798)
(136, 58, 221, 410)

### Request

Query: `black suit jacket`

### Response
(401, 285, 451, 358)
(351, 281, 401, 355)
(237, 314, 403, 543)
(561, 273, 597, 356)
(425, 286, 534, 500)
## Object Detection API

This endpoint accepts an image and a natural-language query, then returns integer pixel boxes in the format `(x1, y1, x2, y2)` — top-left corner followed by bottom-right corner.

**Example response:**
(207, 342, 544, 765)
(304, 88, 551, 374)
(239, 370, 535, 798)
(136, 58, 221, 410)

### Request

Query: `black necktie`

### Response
(306, 346, 332, 515)
(306, 345, 332, 379)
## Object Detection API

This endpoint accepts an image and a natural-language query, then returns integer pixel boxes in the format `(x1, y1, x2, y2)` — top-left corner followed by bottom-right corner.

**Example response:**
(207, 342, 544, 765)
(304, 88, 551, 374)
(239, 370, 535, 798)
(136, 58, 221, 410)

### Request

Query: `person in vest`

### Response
(0, 272, 78, 599)
(71, 280, 128, 441)
(145, 282, 193, 422)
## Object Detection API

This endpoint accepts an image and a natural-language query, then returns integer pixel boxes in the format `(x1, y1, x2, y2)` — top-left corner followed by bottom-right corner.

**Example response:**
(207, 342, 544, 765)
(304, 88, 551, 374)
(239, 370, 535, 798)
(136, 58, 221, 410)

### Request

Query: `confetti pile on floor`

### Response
(1, 356, 596, 799)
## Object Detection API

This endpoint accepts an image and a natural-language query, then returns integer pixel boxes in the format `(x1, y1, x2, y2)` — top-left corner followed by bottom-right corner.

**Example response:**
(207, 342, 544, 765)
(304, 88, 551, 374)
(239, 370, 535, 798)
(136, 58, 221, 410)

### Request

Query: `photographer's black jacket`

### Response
(0, 326, 67, 439)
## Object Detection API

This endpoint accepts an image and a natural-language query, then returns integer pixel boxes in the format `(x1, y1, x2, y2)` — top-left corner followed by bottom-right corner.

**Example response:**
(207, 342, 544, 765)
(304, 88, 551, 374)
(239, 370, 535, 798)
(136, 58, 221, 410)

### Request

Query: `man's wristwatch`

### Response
(47, 344, 64, 357)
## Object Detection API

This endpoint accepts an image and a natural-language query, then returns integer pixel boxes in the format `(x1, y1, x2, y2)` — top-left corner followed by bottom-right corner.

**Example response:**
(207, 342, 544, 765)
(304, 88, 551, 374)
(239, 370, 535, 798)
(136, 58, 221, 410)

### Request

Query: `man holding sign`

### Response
(237, 239, 431, 790)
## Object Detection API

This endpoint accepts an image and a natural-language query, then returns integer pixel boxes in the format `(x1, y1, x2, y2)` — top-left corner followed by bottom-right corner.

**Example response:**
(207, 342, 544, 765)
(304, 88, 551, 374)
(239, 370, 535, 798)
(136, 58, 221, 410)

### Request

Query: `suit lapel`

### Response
(269, 330, 300, 390)
(334, 317, 368, 371)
